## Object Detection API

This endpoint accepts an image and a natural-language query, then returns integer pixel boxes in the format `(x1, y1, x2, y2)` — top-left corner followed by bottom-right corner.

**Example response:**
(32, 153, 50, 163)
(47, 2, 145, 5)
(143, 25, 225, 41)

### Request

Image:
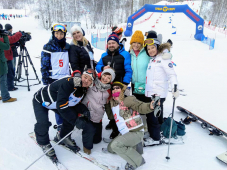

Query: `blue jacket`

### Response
(96, 44, 132, 85)
(41, 38, 70, 85)
(130, 48, 150, 84)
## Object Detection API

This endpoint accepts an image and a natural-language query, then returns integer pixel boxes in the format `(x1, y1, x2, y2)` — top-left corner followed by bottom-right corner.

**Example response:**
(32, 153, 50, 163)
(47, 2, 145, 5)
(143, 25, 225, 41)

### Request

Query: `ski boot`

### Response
(143, 137, 161, 146)
(54, 133, 80, 153)
(40, 143, 58, 163)
(125, 158, 145, 170)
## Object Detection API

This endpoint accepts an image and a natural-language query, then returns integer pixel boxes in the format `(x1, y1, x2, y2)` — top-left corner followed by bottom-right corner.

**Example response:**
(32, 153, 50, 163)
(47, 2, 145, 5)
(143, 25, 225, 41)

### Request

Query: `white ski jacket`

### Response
(145, 53, 178, 98)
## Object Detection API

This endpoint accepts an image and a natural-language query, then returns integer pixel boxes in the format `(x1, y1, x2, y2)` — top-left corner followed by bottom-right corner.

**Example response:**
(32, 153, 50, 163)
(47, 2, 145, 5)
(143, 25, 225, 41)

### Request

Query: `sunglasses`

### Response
(143, 38, 160, 47)
(53, 24, 67, 33)
(112, 86, 121, 90)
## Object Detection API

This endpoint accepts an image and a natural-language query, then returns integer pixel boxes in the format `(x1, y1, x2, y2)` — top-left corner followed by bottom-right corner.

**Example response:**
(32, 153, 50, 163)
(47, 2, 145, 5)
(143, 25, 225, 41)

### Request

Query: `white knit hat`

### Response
(70, 25, 84, 36)
(101, 68, 115, 82)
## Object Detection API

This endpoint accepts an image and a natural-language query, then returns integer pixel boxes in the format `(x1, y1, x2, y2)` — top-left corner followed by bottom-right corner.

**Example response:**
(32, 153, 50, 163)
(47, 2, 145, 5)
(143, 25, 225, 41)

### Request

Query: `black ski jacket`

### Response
(34, 77, 87, 126)
(69, 40, 96, 73)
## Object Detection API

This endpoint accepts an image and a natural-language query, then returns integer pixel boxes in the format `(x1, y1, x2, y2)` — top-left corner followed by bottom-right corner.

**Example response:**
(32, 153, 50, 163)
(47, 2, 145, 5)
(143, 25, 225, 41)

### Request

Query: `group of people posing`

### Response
(33, 23, 179, 170)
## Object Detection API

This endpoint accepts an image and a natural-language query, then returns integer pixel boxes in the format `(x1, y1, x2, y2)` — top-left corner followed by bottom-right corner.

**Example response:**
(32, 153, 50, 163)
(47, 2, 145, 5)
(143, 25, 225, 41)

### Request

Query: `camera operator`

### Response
(0, 24, 17, 103)
(3, 23, 22, 91)
(5, 24, 19, 74)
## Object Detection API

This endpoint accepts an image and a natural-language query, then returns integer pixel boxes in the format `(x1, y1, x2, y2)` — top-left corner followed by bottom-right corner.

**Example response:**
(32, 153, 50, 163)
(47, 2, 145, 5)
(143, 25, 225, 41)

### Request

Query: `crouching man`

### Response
(33, 68, 96, 161)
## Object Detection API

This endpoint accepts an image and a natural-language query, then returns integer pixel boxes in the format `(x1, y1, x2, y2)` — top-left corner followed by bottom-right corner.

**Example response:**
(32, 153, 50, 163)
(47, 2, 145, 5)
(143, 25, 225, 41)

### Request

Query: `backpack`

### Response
(161, 117, 186, 138)
(161, 117, 177, 138)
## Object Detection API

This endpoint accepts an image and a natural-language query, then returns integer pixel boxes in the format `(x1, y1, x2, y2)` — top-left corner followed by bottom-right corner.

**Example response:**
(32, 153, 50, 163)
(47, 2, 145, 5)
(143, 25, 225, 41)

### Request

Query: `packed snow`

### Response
(0, 1, 226, 170)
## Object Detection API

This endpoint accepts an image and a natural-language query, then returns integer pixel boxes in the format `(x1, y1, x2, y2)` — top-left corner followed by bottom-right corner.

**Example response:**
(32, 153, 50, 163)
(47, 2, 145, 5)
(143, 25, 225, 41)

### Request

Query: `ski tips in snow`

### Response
(216, 151, 227, 165)
(51, 140, 119, 170)
(28, 132, 68, 170)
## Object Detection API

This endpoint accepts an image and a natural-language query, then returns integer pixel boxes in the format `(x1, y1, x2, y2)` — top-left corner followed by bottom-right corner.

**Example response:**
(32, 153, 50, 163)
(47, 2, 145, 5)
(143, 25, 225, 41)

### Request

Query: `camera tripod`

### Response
(14, 41, 41, 91)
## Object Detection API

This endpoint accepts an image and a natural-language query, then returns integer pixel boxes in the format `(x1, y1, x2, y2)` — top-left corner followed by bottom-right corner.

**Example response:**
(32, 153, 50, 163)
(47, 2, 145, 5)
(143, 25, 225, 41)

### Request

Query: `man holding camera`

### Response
(0, 24, 17, 103)
(2, 24, 22, 91)
(5, 24, 19, 73)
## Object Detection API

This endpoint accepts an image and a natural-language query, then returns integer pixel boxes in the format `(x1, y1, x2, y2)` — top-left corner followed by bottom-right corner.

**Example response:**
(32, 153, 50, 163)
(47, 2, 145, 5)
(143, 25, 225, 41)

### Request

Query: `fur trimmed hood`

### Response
(158, 43, 171, 54)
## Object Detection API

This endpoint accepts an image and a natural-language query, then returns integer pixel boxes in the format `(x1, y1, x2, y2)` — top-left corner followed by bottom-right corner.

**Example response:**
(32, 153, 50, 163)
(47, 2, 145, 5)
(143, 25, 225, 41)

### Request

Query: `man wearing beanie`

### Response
(96, 32, 132, 85)
(0, 24, 22, 91)
(96, 32, 132, 139)
(0, 25, 17, 103)
(4, 23, 18, 77)
(5, 24, 12, 32)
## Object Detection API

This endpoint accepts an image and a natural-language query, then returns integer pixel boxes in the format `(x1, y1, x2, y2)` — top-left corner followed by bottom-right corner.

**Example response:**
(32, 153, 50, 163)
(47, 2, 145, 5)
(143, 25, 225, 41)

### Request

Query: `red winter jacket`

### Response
(0, 32, 22, 61)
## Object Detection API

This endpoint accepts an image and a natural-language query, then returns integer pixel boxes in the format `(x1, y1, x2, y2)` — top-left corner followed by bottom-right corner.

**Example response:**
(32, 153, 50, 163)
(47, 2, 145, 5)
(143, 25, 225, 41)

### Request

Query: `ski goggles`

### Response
(114, 27, 123, 34)
(83, 68, 96, 80)
(52, 24, 67, 33)
(143, 38, 160, 47)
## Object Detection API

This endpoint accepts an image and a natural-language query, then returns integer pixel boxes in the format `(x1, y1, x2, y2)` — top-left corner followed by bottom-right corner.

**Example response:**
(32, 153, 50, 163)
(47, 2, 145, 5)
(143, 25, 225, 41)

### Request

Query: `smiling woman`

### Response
(69, 25, 96, 73)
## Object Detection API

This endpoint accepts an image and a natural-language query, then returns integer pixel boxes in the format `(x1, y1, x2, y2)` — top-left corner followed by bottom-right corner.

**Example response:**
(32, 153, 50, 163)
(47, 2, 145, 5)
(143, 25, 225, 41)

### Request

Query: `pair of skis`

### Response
(177, 106, 227, 165)
(28, 132, 119, 170)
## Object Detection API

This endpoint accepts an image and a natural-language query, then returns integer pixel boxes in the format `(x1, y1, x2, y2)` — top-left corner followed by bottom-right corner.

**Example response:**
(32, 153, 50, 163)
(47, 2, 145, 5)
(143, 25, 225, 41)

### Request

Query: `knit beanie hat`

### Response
(111, 81, 124, 90)
(101, 68, 116, 82)
(70, 25, 85, 36)
(130, 30, 144, 45)
(107, 32, 119, 44)
(82, 68, 96, 87)
(5, 24, 12, 31)
(112, 26, 123, 36)
(0, 24, 2, 30)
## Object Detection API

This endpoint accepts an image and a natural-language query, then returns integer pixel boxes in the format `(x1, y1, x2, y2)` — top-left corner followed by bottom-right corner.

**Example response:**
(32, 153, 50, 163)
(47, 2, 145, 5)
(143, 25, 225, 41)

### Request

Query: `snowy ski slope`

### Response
(0, 1, 226, 170)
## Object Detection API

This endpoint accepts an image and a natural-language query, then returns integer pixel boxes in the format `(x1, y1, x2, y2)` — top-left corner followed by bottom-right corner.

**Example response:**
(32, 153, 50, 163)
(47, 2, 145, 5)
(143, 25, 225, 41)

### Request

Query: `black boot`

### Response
(54, 133, 80, 153)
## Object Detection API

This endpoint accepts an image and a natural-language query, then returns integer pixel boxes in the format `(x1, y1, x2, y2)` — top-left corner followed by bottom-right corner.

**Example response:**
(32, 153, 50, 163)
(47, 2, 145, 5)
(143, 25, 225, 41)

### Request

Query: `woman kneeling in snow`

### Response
(106, 82, 157, 170)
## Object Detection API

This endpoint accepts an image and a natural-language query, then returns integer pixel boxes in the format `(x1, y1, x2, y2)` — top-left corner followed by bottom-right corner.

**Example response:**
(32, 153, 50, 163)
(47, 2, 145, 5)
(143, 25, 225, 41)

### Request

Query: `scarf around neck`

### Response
(94, 78, 111, 92)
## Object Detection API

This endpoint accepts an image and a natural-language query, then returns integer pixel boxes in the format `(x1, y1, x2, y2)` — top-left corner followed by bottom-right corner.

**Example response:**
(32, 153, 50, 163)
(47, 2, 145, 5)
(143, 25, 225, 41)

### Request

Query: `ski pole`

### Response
(166, 84, 177, 161)
(25, 130, 74, 170)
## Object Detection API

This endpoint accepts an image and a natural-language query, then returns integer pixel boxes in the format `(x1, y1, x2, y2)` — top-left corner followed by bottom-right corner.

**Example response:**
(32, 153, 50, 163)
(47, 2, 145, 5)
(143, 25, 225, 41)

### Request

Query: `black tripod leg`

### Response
(22, 50, 30, 91)
(25, 47, 41, 84)
(15, 48, 23, 84)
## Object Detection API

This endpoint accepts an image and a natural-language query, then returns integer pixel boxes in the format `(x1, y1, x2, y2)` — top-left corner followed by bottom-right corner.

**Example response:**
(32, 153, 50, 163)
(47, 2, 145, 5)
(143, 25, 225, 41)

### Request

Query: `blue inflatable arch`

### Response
(124, 4, 204, 41)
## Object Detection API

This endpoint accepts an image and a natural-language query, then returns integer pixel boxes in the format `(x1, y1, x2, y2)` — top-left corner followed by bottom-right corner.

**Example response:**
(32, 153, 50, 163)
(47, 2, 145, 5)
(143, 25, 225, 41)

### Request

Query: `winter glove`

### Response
(151, 95, 161, 117)
(71, 70, 81, 78)
(124, 88, 131, 97)
(75, 117, 87, 130)
(172, 89, 179, 98)
(74, 103, 91, 120)
(78, 110, 90, 121)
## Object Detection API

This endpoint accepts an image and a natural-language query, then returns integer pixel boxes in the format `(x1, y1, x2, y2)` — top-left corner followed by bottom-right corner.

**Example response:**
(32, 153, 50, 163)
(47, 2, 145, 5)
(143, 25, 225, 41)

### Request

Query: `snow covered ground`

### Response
(0, 1, 227, 170)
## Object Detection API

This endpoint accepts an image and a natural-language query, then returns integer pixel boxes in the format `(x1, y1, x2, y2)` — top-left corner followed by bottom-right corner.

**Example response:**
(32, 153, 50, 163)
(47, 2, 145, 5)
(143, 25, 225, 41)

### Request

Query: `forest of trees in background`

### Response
(200, 0, 227, 27)
(1, 0, 227, 29)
